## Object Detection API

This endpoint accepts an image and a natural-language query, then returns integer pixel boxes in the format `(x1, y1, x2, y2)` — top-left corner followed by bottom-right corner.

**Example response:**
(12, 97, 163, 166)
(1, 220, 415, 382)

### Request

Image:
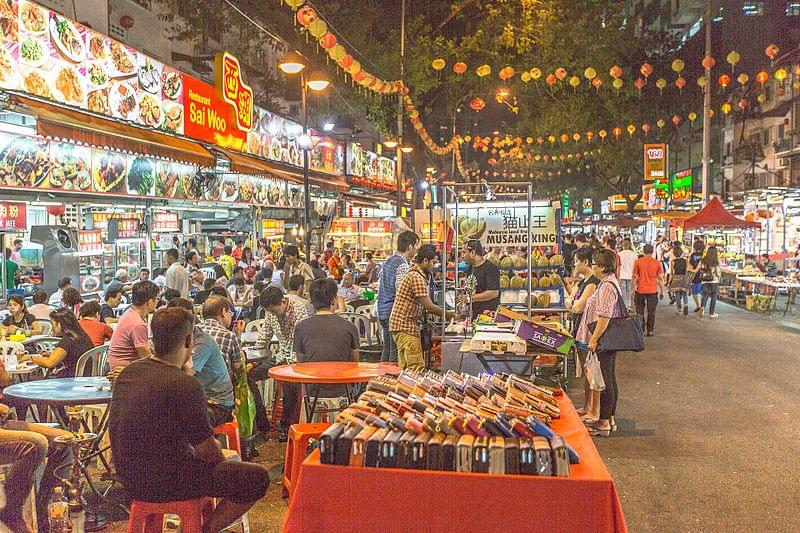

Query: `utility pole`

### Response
(700, 0, 712, 204)
(395, 0, 405, 217)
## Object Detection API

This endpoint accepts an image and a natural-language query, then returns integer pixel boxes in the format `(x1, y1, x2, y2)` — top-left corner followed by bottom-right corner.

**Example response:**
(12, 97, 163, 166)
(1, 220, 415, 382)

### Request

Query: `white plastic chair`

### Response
(245, 319, 265, 333)
(0, 341, 26, 366)
(33, 320, 53, 335)
(75, 345, 110, 377)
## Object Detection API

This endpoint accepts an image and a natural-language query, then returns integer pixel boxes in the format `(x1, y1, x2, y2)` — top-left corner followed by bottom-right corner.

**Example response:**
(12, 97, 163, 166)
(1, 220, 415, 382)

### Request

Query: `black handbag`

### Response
(588, 280, 645, 352)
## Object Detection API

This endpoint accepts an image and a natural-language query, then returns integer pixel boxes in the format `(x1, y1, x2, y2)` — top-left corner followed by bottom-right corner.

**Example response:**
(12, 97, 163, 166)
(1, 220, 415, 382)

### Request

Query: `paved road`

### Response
(587, 299, 800, 532)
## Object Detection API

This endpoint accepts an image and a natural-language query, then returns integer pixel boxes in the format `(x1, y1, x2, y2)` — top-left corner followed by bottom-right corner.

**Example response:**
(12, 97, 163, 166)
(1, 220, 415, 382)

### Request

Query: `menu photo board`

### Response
(0, 201, 26, 230)
(347, 143, 396, 188)
(76, 229, 102, 252)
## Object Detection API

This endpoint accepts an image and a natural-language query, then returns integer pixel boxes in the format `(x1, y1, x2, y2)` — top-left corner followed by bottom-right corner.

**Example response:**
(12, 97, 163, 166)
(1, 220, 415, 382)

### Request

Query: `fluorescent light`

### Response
(323, 122, 335, 132)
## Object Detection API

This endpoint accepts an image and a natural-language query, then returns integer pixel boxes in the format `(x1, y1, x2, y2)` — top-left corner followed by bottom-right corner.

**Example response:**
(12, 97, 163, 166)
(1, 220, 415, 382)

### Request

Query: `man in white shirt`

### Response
(165, 248, 189, 298)
(28, 290, 53, 320)
(337, 272, 365, 303)
(618, 238, 638, 310)
(48, 277, 73, 307)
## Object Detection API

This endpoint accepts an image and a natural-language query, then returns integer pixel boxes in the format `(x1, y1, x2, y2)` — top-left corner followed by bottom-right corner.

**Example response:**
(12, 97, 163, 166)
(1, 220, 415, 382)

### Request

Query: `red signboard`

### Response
(183, 74, 247, 151)
(329, 219, 358, 234)
(77, 230, 103, 253)
(217, 52, 254, 132)
(361, 220, 392, 234)
(0, 202, 26, 231)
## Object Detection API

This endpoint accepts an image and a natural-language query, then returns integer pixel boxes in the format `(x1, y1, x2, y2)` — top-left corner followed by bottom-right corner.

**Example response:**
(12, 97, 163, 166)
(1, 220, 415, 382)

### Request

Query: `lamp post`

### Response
(279, 52, 329, 260)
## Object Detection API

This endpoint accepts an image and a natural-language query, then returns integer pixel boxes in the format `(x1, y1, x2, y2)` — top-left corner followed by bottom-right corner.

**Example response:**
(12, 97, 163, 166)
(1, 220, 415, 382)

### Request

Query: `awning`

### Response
(217, 148, 280, 176)
(682, 197, 761, 229)
(652, 211, 697, 220)
(16, 95, 214, 167)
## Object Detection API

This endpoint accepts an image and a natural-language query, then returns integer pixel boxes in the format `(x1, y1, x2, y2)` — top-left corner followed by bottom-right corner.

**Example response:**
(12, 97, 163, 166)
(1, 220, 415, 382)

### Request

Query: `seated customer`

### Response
(108, 281, 159, 369)
(20, 309, 93, 377)
(0, 403, 71, 533)
(286, 274, 315, 316)
(293, 278, 360, 405)
(78, 301, 114, 347)
(61, 287, 83, 315)
(337, 271, 365, 303)
(1, 295, 42, 337)
(100, 288, 123, 324)
(28, 289, 53, 321)
(109, 307, 269, 531)
(167, 298, 235, 427)
(194, 278, 217, 305)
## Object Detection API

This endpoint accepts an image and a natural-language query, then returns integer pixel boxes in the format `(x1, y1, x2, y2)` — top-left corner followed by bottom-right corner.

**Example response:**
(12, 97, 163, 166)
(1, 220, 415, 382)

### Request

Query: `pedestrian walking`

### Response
(632, 244, 666, 336)
(669, 246, 690, 316)
(699, 244, 721, 318)
(576, 248, 626, 436)
(618, 238, 637, 309)
(687, 240, 706, 312)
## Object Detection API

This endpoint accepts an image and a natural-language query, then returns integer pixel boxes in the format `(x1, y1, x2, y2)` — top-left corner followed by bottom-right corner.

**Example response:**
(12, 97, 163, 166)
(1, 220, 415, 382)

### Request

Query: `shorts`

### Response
(207, 402, 234, 428)
(123, 459, 269, 505)
(691, 283, 702, 295)
(392, 331, 425, 371)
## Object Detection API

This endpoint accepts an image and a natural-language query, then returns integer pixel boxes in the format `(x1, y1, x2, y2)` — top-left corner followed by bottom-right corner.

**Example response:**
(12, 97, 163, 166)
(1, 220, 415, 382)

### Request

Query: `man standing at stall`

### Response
(390, 245, 456, 371)
(165, 248, 189, 298)
(378, 231, 420, 363)
(282, 244, 314, 295)
(461, 239, 501, 318)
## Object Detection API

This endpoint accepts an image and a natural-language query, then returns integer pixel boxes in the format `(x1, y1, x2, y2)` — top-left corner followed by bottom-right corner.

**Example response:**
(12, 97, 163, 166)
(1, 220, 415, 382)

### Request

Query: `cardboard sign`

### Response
(495, 307, 574, 355)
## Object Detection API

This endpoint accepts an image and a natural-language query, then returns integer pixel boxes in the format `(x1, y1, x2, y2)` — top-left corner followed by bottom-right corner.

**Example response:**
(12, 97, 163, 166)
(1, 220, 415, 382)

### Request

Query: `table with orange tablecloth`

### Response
(268, 361, 400, 421)
(283, 393, 627, 533)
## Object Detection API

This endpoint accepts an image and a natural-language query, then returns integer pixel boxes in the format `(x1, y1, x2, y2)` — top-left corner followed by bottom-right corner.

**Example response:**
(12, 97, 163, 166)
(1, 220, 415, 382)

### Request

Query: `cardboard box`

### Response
(469, 331, 528, 355)
(495, 307, 574, 355)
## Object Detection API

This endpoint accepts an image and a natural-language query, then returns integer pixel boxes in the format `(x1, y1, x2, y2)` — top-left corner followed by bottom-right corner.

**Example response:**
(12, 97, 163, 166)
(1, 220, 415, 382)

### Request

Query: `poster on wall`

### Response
(451, 202, 557, 248)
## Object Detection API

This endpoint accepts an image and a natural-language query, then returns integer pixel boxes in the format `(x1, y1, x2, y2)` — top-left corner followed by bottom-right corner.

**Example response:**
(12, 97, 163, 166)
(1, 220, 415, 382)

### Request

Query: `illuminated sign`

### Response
(672, 170, 693, 203)
(183, 74, 247, 150)
(643, 143, 668, 181)
(216, 52, 253, 132)
(0, 202, 26, 230)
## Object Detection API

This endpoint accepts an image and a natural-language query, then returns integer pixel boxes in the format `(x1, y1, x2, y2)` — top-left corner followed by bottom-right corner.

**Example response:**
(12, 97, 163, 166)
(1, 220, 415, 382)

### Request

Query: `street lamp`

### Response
(400, 145, 414, 154)
(382, 138, 399, 149)
(279, 51, 329, 260)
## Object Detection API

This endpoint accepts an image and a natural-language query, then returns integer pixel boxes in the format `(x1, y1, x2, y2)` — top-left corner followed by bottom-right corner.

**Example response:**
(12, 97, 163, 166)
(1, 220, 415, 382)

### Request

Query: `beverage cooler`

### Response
(76, 230, 104, 297)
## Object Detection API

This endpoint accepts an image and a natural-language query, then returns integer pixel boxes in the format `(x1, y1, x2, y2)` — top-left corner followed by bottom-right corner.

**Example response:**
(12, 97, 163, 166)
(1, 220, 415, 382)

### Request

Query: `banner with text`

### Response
(451, 202, 557, 248)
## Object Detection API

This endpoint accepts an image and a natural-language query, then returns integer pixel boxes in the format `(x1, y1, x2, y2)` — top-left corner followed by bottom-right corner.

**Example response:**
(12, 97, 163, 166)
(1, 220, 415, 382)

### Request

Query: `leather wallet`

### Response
(364, 428, 388, 467)
(396, 430, 417, 469)
(379, 430, 403, 469)
(319, 423, 345, 465)
(442, 434, 459, 471)
(426, 433, 446, 470)
(456, 434, 475, 472)
(550, 435, 570, 477)
(411, 432, 433, 469)
(519, 438, 536, 475)
(488, 436, 505, 474)
(533, 436, 553, 476)
(350, 426, 377, 466)
(334, 425, 360, 466)
(503, 437, 520, 475)
(472, 436, 490, 473)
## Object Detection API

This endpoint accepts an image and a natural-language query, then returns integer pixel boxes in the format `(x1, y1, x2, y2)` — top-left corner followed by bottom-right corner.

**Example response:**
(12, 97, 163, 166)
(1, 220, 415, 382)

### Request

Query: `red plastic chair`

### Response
(282, 422, 331, 499)
(127, 497, 214, 533)
(213, 419, 242, 457)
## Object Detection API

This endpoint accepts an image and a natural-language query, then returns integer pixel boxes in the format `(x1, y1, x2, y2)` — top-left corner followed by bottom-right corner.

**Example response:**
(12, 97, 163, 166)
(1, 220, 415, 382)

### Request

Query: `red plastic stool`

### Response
(213, 419, 242, 457)
(282, 422, 331, 499)
(127, 497, 214, 533)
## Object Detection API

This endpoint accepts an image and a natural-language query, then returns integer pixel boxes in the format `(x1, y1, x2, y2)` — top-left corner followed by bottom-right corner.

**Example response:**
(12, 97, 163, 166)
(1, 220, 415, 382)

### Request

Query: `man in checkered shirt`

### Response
(255, 286, 309, 441)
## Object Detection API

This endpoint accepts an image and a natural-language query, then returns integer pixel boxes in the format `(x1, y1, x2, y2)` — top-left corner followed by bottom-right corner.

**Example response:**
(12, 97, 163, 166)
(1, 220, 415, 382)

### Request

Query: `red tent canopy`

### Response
(681, 197, 760, 230)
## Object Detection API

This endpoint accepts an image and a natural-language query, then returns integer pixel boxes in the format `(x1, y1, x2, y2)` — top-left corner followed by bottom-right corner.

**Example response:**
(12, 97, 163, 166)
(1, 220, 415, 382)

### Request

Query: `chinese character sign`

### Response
(0, 202, 26, 230)
(216, 52, 253, 132)
(643, 143, 667, 182)
(453, 203, 556, 248)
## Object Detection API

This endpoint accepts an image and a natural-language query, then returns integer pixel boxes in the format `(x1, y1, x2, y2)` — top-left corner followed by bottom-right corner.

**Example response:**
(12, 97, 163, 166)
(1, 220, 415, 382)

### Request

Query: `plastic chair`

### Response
(244, 319, 264, 333)
(127, 497, 214, 533)
(33, 320, 52, 335)
(75, 345, 110, 377)
(339, 313, 381, 361)
(28, 336, 61, 354)
(282, 423, 331, 499)
(213, 419, 242, 457)
(0, 341, 26, 363)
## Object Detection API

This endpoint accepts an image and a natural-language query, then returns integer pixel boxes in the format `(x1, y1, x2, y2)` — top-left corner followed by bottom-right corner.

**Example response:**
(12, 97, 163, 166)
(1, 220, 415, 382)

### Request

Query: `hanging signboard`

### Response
(581, 198, 593, 215)
(608, 195, 645, 212)
(216, 52, 253, 132)
(361, 220, 392, 234)
(77, 229, 103, 252)
(451, 202, 557, 248)
(152, 212, 179, 232)
(643, 143, 668, 182)
(261, 218, 285, 237)
(329, 219, 358, 234)
(641, 183, 664, 210)
(672, 170, 693, 203)
(0, 202, 26, 230)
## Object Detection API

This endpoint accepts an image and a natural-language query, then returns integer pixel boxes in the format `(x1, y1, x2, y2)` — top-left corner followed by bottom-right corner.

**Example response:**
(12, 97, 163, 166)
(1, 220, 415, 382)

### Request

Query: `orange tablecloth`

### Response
(268, 362, 400, 384)
(283, 394, 627, 533)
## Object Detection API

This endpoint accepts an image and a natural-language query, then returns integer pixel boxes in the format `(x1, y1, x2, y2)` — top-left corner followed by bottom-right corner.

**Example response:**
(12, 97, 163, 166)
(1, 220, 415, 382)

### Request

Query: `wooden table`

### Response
(268, 362, 400, 421)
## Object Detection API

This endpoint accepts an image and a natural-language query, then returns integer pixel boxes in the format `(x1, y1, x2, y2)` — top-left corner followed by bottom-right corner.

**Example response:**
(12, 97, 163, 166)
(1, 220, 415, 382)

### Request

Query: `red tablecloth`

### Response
(283, 394, 627, 533)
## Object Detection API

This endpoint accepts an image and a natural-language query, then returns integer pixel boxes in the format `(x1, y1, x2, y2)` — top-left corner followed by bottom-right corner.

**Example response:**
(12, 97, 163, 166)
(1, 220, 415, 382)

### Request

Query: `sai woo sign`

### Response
(643, 143, 668, 182)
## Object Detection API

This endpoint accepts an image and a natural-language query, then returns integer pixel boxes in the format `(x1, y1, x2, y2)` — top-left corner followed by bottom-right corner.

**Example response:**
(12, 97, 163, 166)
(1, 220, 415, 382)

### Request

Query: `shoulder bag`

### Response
(588, 280, 645, 352)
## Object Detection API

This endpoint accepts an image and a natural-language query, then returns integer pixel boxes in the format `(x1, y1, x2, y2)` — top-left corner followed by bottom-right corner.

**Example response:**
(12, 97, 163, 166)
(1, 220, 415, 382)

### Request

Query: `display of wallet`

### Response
(321, 369, 580, 477)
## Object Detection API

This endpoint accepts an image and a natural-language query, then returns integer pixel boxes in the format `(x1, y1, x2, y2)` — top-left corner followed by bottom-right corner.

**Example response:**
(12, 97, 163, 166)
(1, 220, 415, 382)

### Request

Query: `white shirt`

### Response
(165, 262, 190, 298)
(338, 284, 365, 302)
(48, 289, 63, 307)
(28, 303, 54, 321)
(618, 250, 638, 280)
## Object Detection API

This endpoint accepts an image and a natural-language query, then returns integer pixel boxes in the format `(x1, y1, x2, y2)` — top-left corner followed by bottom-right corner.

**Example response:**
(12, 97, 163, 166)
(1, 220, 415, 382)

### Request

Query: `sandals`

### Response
(576, 407, 589, 416)
(585, 419, 612, 437)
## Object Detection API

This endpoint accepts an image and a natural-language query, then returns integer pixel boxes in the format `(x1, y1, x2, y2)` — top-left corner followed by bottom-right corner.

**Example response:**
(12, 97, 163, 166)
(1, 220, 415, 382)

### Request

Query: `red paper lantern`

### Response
(545, 73, 557, 86)
(755, 70, 769, 85)
(555, 68, 567, 81)
(675, 76, 686, 90)
(634, 77, 645, 90)
(119, 15, 134, 29)
(338, 54, 353, 68)
(296, 6, 316, 26)
(453, 62, 467, 75)
(609, 65, 622, 79)
(469, 97, 485, 111)
(499, 66, 515, 80)
(320, 32, 337, 49)
(487, 158, 497, 166)
(765, 44, 779, 60)
(672, 115, 681, 126)
(353, 71, 366, 82)
(612, 127, 623, 138)
(702, 55, 716, 70)
(718, 74, 731, 88)
(47, 204, 66, 217)
(640, 63, 653, 78)
(642, 123, 651, 134)
(738, 98, 748, 109)
(591, 77, 603, 90)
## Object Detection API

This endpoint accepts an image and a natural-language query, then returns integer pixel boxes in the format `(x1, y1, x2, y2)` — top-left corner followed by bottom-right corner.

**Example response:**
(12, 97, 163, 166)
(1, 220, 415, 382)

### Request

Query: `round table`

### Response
(6, 361, 41, 383)
(2, 377, 112, 406)
(269, 362, 400, 420)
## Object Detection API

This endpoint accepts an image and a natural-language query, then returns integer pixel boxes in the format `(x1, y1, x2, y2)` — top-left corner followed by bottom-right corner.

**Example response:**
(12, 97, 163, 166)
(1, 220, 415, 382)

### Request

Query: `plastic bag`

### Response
(584, 351, 606, 392)
(233, 365, 257, 438)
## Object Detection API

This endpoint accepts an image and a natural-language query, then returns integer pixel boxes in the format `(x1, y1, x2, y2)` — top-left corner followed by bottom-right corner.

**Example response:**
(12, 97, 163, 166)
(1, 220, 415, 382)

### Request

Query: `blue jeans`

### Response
(380, 318, 397, 362)
(701, 283, 719, 314)
(674, 290, 688, 311)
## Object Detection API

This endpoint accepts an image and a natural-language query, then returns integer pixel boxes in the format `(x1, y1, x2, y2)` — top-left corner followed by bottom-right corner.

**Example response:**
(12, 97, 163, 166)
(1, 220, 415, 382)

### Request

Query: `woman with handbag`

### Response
(699, 244, 721, 318)
(576, 248, 628, 437)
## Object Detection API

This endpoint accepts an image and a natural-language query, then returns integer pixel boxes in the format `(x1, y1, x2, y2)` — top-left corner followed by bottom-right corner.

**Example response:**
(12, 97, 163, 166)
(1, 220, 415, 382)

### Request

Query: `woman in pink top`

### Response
(576, 248, 625, 437)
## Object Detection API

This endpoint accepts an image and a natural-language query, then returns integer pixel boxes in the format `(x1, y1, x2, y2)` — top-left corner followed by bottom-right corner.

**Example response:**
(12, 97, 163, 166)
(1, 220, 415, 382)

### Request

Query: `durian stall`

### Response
(438, 184, 576, 382)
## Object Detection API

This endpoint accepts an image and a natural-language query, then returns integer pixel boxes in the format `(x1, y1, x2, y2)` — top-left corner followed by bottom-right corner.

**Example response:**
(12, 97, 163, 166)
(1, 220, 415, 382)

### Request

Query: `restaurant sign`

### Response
(77, 229, 103, 252)
(0, 201, 26, 230)
(452, 202, 557, 248)
(643, 143, 667, 182)
(329, 219, 358, 234)
(216, 52, 253, 132)
(152, 212, 179, 232)
(361, 220, 392, 234)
